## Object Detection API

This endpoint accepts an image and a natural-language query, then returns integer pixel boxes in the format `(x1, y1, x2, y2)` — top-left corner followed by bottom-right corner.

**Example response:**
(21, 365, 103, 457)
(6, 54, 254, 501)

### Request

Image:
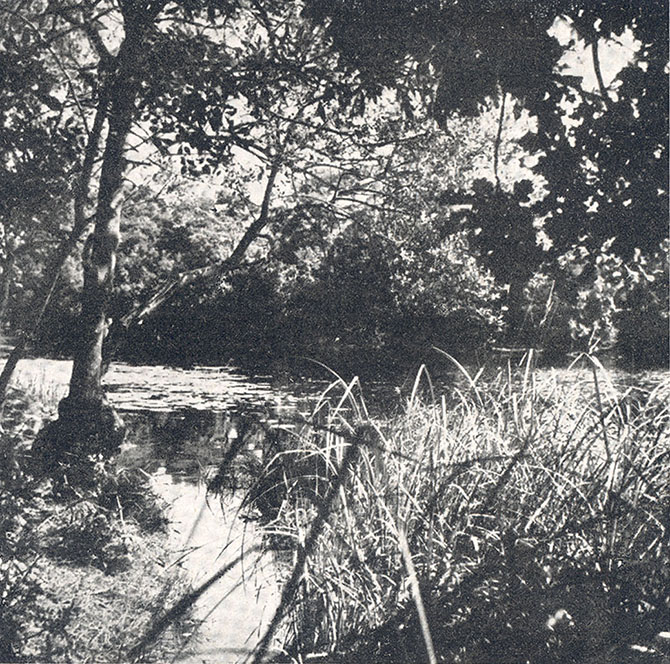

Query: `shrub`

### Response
(522, 240, 669, 366)
(0, 388, 187, 661)
(0, 428, 72, 661)
(256, 362, 670, 662)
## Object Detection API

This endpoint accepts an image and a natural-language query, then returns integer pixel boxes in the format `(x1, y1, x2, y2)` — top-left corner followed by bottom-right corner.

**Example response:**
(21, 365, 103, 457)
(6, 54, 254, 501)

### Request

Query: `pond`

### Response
(10, 357, 339, 663)
(7, 354, 670, 663)
(7, 355, 465, 661)
(119, 409, 288, 663)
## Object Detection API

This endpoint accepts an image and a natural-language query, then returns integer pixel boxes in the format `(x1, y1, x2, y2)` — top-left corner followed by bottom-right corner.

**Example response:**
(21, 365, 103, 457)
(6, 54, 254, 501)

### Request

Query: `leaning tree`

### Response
(0, 0, 364, 473)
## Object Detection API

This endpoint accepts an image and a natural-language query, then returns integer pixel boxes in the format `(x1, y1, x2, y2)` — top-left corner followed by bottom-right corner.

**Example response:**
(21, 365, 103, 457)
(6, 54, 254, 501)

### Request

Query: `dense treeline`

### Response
(0, 0, 667, 384)
(30, 190, 668, 374)
(10, 166, 670, 374)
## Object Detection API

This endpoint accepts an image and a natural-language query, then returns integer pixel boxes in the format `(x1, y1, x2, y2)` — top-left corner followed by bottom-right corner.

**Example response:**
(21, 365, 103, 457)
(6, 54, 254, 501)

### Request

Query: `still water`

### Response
(120, 410, 288, 663)
(11, 358, 331, 663)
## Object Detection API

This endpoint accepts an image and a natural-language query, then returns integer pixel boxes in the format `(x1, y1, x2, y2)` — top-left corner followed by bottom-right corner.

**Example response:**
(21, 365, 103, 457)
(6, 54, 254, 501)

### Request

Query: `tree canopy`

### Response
(303, 0, 668, 256)
(0, 0, 666, 389)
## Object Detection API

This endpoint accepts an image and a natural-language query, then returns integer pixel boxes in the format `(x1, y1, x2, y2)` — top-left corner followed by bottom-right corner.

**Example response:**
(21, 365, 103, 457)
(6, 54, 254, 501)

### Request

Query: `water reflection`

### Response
(153, 476, 281, 663)
(119, 408, 288, 484)
(118, 408, 290, 663)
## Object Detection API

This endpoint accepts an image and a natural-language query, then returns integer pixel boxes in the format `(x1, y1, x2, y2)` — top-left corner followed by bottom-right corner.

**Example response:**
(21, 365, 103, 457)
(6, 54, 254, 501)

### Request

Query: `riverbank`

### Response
(0, 386, 194, 662)
(2, 355, 669, 662)
(242, 361, 670, 663)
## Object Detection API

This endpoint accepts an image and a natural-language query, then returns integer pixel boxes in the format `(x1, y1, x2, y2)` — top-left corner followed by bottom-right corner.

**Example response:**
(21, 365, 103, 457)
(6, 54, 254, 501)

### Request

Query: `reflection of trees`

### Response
(122, 408, 284, 485)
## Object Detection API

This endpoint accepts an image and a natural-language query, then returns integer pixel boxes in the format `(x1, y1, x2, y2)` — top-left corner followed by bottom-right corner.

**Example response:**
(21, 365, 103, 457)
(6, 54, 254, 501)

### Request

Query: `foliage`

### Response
(0, 408, 73, 661)
(303, 0, 668, 341)
(612, 244, 669, 368)
(115, 209, 503, 373)
(532, 13, 668, 259)
(1, 0, 667, 378)
(113, 185, 244, 316)
(103, 103, 509, 371)
(521, 240, 669, 365)
(0, 386, 187, 662)
(47, 463, 169, 572)
(248, 363, 670, 663)
(0, 20, 78, 326)
(303, 0, 562, 116)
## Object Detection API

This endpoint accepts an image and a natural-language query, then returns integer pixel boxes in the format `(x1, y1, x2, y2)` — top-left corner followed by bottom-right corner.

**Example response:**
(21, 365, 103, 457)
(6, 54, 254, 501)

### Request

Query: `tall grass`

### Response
(245, 356, 669, 663)
(5, 360, 69, 412)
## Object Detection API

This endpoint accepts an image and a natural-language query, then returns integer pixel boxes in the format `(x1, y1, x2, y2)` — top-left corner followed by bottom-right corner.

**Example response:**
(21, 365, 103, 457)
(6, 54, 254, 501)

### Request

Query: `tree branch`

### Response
(119, 149, 284, 328)
(115, 97, 321, 333)
(494, 89, 507, 192)
(591, 40, 611, 111)
(0, 6, 91, 136)
(74, 86, 110, 233)
(81, 20, 115, 66)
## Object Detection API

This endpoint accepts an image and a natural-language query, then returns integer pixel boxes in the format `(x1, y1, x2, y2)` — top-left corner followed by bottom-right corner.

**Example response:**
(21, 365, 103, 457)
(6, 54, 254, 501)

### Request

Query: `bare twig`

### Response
(398, 528, 437, 664)
(591, 40, 611, 111)
(494, 89, 507, 192)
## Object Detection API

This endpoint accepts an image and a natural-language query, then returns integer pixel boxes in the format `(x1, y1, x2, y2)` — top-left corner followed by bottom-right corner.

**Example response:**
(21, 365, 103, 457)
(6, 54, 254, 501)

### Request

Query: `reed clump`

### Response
(252, 358, 670, 663)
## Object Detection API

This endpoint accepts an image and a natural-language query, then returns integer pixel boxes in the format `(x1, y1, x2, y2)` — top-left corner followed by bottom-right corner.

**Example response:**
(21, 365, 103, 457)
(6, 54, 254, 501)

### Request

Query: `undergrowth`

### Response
(241, 355, 670, 663)
(0, 386, 189, 662)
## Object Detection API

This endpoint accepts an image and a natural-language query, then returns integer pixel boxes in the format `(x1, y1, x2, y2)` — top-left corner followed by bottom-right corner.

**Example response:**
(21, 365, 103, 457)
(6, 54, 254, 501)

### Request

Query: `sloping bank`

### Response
(0, 386, 194, 662)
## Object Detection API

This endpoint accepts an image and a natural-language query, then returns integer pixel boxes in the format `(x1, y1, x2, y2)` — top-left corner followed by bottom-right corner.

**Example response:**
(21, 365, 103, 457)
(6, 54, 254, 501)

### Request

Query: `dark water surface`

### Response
(11, 358, 327, 662)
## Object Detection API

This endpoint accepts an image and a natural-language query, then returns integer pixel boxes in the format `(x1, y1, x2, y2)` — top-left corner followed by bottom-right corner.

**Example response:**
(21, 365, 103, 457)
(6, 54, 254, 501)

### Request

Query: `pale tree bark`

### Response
(0, 82, 110, 405)
(33, 23, 145, 481)
(66, 12, 148, 402)
(68, 91, 134, 402)
(0, 253, 15, 326)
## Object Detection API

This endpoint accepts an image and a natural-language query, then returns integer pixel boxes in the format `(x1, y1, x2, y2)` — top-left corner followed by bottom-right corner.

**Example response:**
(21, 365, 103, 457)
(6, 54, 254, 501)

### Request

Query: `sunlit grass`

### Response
(244, 356, 670, 663)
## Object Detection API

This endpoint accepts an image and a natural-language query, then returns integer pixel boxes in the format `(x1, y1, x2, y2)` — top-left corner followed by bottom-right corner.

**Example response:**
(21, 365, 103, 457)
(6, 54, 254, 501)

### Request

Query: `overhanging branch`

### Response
(118, 136, 286, 329)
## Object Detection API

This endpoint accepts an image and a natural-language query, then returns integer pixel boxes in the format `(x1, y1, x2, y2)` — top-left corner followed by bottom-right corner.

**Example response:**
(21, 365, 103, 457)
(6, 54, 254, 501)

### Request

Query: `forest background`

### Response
(0, 0, 667, 381)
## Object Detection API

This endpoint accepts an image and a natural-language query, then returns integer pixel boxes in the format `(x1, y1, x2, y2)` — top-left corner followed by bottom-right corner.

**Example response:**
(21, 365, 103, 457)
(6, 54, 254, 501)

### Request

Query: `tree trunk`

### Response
(0, 77, 110, 405)
(33, 38, 139, 484)
(0, 253, 15, 326)
(68, 97, 132, 402)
